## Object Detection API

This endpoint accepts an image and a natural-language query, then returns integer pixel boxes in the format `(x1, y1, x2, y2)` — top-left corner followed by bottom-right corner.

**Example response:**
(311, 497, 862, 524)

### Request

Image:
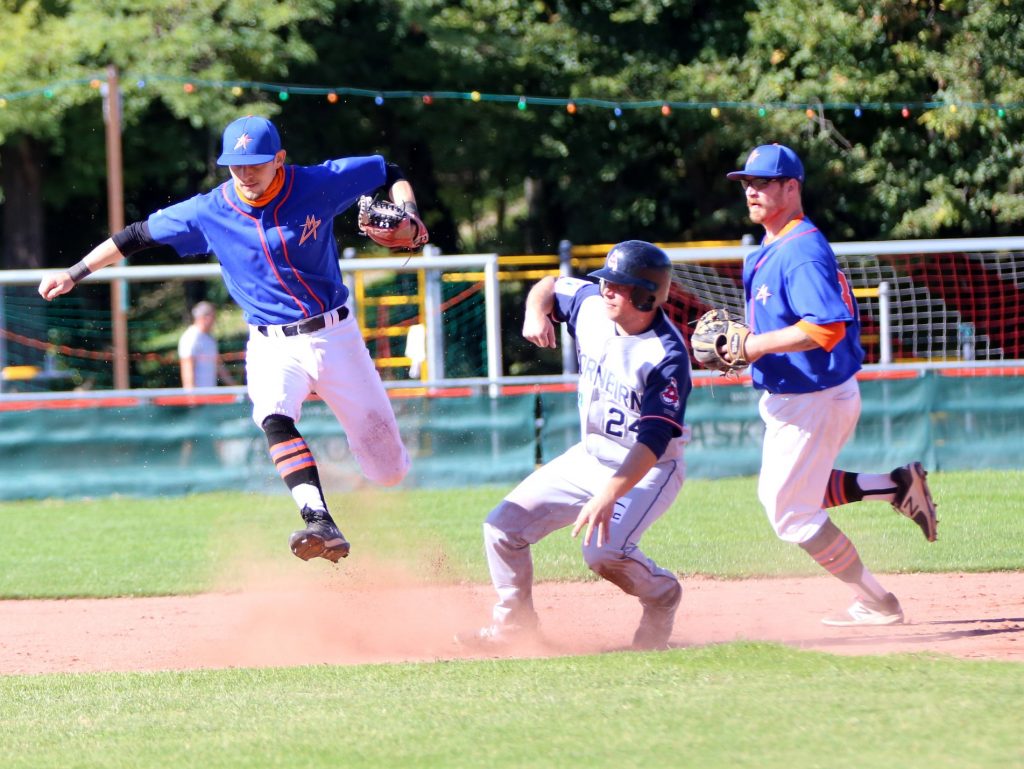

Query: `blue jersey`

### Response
(552, 278, 691, 465)
(743, 217, 864, 393)
(148, 156, 387, 325)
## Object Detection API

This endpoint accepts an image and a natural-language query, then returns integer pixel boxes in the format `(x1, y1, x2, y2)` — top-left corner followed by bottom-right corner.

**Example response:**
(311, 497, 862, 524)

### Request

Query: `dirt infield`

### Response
(1, 570, 1020, 675)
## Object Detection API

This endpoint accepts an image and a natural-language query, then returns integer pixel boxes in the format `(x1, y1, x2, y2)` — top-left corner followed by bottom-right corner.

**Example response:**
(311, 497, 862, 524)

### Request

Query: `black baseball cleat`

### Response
(891, 462, 938, 543)
(289, 507, 350, 562)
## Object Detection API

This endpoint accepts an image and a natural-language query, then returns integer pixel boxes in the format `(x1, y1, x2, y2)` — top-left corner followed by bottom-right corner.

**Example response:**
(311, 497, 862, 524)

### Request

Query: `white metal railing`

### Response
(660, 235, 1024, 262)
(2, 236, 1023, 399)
(0, 251, 503, 396)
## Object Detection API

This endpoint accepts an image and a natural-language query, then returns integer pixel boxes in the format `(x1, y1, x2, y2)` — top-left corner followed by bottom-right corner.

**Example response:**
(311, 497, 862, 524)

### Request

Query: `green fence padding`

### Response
(395, 394, 537, 488)
(542, 373, 1018, 479)
(0, 394, 539, 500)
(0, 373, 1019, 500)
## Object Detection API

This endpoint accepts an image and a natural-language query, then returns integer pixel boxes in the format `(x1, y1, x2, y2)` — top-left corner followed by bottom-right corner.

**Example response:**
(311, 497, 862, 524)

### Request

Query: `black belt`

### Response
(257, 306, 348, 337)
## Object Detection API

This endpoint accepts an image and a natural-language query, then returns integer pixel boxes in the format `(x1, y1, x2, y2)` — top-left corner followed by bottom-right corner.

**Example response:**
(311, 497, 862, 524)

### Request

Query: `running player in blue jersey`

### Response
(39, 115, 427, 564)
(723, 144, 937, 626)
(458, 241, 690, 650)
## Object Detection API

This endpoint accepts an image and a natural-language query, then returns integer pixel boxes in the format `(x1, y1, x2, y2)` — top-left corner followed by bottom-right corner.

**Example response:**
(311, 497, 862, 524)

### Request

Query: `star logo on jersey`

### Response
(659, 377, 680, 408)
(299, 214, 322, 246)
(755, 283, 772, 305)
(233, 132, 253, 152)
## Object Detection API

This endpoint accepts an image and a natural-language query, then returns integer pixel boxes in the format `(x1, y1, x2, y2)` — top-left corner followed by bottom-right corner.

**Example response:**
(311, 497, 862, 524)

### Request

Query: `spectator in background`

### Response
(178, 301, 237, 389)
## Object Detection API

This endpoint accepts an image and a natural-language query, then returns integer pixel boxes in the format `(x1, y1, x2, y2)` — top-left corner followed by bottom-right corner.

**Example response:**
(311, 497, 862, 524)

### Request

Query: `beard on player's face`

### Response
(747, 192, 784, 227)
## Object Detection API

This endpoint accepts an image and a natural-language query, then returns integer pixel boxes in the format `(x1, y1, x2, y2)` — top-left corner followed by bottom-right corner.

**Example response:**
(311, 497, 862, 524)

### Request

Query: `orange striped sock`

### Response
(807, 530, 862, 581)
(270, 437, 317, 482)
(823, 470, 858, 507)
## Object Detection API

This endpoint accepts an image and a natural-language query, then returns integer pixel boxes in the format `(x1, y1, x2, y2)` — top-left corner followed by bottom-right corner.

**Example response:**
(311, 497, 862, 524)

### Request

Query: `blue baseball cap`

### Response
(216, 116, 281, 166)
(726, 144, 805, 183)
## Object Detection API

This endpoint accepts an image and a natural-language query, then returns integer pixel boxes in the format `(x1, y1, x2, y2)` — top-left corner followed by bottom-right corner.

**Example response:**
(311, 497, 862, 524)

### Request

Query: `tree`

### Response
(397, 0, 759, 252)
(670, 0, 1024, 240)
(351, 0, 1024, 247)
(0, 0, 332, 270)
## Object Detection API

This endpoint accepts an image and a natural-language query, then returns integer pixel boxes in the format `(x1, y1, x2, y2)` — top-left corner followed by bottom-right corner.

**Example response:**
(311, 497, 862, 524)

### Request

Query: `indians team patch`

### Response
(659, 377, 680, 408)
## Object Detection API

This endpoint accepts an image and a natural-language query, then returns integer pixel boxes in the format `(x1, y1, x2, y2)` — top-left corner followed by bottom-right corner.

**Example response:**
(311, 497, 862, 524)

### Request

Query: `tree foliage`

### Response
(3, 0, 1024, 267)
(0, 0, 331, 268)
(315, 0, 1024, 250)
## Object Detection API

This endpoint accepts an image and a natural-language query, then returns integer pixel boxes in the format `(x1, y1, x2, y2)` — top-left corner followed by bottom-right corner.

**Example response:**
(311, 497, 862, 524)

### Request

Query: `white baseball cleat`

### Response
(822, 593, 905, 627)
(453, 623, 541, 649)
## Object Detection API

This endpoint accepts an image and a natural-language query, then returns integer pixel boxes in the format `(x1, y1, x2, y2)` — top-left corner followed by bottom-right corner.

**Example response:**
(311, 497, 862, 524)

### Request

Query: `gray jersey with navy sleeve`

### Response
(552, 277, 692, 465)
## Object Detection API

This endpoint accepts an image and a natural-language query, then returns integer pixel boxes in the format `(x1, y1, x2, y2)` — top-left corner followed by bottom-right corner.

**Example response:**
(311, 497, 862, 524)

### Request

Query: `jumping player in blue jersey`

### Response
(723, 144, 938, 626)
(39, 115, 427, 564)
(457, 241, 690, 651)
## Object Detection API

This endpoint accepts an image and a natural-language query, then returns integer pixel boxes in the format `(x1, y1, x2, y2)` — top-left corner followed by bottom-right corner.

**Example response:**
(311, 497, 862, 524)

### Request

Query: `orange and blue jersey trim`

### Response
(220, 167, 325, 318)
(797, 320, 846, 351)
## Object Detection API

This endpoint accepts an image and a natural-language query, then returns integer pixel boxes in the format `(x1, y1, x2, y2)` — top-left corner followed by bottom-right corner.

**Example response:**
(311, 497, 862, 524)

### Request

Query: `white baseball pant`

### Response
(246, 309, 409, 486)
(484, 442, 683, 628)
(757, 376, 860, 543)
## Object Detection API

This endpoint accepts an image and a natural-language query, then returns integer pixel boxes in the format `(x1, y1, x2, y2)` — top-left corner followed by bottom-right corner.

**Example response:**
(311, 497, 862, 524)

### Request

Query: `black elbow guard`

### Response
(111, 221, 158, 257)
(384, 162, 407, 187)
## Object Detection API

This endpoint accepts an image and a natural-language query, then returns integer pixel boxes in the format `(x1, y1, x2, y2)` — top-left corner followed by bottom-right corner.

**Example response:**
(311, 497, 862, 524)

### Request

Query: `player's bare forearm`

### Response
(376, 179, 428, 249)
(604, 442, 659, 501)
(572, 443, 658, 546)
(38, 238, 125, 301)
(743, 324, 818, 361)
(388, 180, 419, 212)
(522, 277, 558, 348)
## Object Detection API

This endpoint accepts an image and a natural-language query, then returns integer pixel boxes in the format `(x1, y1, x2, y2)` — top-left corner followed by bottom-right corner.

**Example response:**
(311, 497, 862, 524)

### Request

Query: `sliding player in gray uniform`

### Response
(458, 241, 691, 650)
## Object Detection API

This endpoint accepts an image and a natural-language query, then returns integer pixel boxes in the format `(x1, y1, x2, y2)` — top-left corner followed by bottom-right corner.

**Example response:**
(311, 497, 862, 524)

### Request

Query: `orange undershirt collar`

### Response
(235, 167, 284, 207)
(764, 214, 804, 245)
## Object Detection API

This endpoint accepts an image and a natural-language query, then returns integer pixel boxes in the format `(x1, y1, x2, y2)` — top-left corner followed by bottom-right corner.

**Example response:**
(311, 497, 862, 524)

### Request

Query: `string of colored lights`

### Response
(0, 73, 1012, 119)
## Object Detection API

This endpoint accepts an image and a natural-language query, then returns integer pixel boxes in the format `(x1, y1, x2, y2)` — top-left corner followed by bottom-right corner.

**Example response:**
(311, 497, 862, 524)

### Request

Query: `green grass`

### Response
(1, 645, 1022, 769)
(0, 470, 1020, 598)
(1, 470, 1021, 768)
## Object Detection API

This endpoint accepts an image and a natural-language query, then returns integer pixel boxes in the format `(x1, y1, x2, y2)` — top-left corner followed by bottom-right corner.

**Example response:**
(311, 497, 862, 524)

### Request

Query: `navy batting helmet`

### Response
(588, 240, 672, 312)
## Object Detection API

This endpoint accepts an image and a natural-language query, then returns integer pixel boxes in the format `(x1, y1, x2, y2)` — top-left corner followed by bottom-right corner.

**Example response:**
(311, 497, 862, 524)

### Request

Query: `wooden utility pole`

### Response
(104, 65, 129, 390)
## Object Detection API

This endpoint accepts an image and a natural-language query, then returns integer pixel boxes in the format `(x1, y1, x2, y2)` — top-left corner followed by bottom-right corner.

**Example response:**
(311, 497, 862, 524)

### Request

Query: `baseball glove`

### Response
(691, 308, 752, 373)
(357, 195, 429, 251)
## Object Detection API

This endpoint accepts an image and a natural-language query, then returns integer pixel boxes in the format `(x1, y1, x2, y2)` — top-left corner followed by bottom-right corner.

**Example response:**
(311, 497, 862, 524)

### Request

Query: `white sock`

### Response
(291, 483, 326, 512)
(855, 567, 890, 602)
(854, 472, 898, 503)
